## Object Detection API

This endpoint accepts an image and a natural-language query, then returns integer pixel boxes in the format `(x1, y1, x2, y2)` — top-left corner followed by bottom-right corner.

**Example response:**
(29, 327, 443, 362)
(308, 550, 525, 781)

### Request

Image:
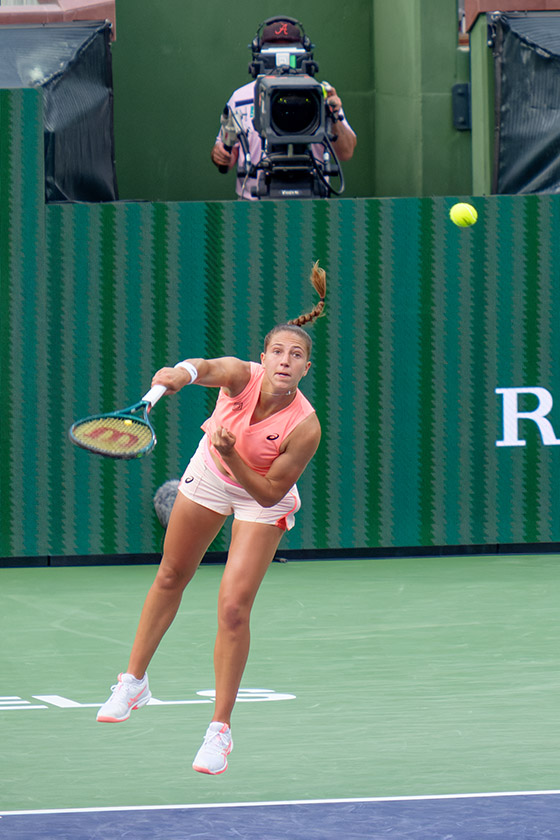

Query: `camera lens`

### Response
(270, 91, 319, 136)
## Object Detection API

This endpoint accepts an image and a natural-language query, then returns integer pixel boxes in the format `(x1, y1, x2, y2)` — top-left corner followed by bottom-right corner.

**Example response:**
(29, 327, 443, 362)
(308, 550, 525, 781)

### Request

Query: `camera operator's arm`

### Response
(211, 140, 240, 172)
(325, 85, 357, 161)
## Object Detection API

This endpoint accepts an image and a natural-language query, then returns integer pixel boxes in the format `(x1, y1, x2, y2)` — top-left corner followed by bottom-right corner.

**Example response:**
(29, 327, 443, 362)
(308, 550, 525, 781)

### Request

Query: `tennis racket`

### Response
(69, 383, 167, 460)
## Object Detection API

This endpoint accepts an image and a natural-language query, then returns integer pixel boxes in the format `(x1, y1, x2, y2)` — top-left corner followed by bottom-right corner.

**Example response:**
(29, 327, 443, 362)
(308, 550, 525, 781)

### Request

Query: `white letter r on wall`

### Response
(495, 387, 560, 447)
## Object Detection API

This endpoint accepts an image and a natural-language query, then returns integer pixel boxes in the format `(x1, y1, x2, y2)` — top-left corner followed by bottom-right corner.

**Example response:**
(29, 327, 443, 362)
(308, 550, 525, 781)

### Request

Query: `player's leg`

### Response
(192, 520, 283, 773)
(126, 493, 227, 678)
(213, 520, 283, 722)
(97, 493, 226, 723)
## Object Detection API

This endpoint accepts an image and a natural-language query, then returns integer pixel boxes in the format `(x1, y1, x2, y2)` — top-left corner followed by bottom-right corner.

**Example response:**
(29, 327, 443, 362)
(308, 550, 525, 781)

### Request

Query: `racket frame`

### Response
(69, 384, 167, 460)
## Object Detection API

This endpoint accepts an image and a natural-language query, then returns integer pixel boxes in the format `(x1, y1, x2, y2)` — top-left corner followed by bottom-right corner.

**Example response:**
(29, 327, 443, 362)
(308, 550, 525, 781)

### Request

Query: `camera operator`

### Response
(210, 17, 356, 200)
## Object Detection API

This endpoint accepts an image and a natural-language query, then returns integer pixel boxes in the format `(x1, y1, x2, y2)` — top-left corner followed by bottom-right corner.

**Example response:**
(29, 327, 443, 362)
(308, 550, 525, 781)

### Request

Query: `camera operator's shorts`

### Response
(177, 438, 301, 531)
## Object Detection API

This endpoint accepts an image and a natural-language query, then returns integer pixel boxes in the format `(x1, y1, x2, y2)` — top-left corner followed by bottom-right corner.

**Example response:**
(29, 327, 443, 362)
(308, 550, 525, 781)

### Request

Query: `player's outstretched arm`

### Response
(151, 357, 251, 398)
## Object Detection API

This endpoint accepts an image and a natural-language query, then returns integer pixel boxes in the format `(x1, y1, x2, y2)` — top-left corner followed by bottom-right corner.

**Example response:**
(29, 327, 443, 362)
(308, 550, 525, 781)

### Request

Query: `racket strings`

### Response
(71, 416, 153, 457)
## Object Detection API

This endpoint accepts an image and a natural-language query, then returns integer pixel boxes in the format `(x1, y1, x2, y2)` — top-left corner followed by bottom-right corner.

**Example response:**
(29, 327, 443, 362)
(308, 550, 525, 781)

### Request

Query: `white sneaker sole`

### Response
(96, 691, 152, 723)
(192, 742, 233, 775)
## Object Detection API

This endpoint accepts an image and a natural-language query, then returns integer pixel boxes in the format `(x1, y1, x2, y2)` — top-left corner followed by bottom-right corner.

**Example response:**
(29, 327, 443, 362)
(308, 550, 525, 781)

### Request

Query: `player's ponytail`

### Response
(287, 260, 326, 327)
(263, 261, 326, 358)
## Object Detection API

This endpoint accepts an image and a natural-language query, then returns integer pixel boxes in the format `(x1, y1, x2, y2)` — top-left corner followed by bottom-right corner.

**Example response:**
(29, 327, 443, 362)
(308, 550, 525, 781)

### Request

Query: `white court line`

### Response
(2, 789, 560, 817)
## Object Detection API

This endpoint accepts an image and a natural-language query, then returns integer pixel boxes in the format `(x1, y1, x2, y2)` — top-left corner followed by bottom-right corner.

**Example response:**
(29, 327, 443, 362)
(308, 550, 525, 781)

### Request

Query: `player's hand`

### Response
(151, 367, 190, 395)
(211, 425, 236, 456)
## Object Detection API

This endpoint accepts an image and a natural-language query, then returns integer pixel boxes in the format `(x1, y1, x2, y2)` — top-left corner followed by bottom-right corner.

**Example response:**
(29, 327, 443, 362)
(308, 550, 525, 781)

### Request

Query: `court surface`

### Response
(2, 554, 560, 838)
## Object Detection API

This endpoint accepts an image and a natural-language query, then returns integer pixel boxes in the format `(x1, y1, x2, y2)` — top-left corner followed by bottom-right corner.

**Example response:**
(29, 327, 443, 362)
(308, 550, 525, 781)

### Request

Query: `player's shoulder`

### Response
(282, 412, 321, 463)
(216, 357, 252, 397)
(290, 409, 321, 444)
(219, 356, 251, 376)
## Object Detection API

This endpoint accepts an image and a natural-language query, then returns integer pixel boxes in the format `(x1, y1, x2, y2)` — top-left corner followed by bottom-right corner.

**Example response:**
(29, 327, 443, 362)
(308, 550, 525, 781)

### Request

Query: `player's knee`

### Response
(218, 596, 250, 633)
(155, 559, 192, 592)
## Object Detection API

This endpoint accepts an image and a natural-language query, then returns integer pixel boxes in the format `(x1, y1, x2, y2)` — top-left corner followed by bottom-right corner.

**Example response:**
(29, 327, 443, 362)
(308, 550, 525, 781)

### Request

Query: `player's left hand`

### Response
(211, 426, 236, 456)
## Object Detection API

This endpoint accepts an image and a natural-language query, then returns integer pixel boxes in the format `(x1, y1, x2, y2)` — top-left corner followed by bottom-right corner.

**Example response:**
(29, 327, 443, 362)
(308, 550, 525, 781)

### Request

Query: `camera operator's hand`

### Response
(324, 84, 343, 120)
(211, 140, 239, 171)
(323, 83, 357, 162)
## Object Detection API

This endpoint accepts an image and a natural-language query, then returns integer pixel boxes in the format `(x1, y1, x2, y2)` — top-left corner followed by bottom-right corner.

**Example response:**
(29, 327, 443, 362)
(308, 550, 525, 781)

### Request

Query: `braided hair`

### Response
(263, 261, 326, 359)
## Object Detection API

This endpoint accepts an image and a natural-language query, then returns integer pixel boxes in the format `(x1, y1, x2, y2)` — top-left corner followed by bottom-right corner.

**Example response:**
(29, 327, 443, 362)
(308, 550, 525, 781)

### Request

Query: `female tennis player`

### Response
(97, 262, 326, 775)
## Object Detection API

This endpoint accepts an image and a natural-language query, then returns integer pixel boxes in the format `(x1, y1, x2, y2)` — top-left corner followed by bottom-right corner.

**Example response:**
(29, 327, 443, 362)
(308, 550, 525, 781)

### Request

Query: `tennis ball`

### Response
(124, 419, 133, 426)
(449, 202, 478, 227)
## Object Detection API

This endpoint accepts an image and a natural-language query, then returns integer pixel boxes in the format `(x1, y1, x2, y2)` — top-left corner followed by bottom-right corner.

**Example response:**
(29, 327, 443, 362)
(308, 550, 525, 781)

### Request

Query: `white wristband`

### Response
(174, 361, 198, 384)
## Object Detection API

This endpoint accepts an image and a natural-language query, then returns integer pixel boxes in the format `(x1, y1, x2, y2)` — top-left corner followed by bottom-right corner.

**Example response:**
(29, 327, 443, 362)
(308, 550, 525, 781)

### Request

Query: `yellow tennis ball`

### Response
(123, 419, 133, 426)
(449, 202, 478, 227)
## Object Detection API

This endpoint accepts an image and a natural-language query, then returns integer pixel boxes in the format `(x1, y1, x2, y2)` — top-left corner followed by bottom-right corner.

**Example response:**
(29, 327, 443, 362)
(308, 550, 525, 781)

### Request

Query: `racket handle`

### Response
(142, 383, 167, 407)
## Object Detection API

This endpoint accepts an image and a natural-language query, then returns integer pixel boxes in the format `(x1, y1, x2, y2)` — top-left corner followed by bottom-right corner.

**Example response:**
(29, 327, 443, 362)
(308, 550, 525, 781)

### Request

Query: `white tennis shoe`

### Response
(192, 722, 233, 774)
(96, 673, 151, 722)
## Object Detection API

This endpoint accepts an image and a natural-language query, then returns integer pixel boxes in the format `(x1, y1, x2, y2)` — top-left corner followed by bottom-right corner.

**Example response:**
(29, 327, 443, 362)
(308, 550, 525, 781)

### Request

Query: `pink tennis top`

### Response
(201, 362, 315, 478)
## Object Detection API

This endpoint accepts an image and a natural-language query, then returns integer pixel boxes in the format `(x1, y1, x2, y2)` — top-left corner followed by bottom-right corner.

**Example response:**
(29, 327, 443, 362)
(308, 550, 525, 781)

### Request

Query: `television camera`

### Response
(219, 16, 345, 199)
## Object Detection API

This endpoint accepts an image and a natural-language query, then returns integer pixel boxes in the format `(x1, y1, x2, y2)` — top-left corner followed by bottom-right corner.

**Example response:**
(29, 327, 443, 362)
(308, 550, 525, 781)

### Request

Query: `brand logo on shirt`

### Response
(267, 433, 280, 440)
(232, 402, 244, 411)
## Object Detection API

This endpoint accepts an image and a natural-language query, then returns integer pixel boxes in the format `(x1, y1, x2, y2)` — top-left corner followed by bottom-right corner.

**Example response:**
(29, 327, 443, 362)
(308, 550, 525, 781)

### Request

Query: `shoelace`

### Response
(203, 728, 230, 754)
(110, 680, 132, 697)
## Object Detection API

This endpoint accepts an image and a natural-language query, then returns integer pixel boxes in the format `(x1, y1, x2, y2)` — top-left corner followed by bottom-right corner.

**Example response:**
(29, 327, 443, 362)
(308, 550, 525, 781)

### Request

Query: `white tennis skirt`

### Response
(178, 438, 301, 531)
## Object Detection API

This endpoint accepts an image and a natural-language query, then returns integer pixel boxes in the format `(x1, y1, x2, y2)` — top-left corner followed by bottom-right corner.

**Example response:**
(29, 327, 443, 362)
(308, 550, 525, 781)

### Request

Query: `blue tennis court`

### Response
(4, 792, 560, 839)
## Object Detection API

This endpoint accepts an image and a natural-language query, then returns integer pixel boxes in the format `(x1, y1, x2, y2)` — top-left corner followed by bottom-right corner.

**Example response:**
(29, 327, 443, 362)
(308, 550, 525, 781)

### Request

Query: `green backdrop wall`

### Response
(2, 88, 560, 560)
(110, 0, 471, 201)
(111, 0, 372, 202)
